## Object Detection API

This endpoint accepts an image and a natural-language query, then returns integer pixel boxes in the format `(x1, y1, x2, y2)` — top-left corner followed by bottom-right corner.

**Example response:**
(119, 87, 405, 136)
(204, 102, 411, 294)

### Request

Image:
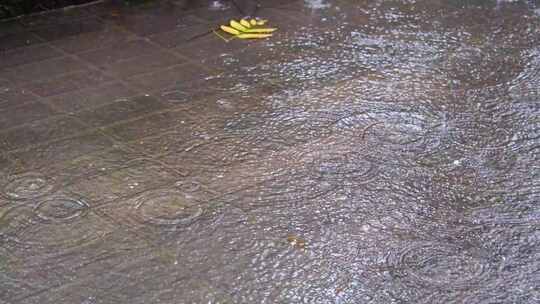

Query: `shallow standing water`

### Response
(0, 0, 539, 303)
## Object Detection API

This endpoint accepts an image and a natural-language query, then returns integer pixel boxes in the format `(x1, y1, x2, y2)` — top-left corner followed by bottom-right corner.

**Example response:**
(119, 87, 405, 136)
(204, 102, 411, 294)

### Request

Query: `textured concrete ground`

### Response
(1, 0, 539, 303)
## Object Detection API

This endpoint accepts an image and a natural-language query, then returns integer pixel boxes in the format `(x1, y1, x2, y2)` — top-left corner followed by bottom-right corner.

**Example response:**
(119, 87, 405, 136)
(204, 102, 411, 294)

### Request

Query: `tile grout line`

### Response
(2, 127, 118, 159)
(94, 15, 221, 74)
(4, 5, 334, 154)
(2, 98, 196, 157)
(1, 6, 258, 138)
(14, 22, 212, 189)
(30, 36, 173, 153)
(35, 12, 247, 146)
(1, 3, 297, 166)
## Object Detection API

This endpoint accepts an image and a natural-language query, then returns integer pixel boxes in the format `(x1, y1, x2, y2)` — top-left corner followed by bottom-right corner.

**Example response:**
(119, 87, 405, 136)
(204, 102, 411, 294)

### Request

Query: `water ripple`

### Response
(34, 194, 89, 223)
(1, 197, 107, 250)
(132, 189, 205, 228)
(1, 172, 55, 201)
(387, 241, 494, 289)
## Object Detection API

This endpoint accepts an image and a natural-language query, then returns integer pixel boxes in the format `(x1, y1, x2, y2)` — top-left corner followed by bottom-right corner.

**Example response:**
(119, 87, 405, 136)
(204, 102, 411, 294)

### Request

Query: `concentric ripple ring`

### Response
(387, 242, 492, 289)
(34, 194, 89, 222)
(2, 172, 55, 201)
(133, 189, 204, 226)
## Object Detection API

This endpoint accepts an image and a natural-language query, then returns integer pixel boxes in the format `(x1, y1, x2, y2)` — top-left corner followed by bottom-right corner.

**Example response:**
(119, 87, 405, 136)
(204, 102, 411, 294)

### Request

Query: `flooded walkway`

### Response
(1, 0, 539, 303)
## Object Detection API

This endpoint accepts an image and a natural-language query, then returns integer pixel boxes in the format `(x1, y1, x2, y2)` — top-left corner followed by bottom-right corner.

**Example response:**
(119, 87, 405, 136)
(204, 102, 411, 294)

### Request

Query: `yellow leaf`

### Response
(237, 33, 273, 39)
(220, 25, 241, 35)
(240, 19, 252, 28)
(244, 27, 277, 33)
(216, 19, 277, 42)
(230, 20, 248, 32)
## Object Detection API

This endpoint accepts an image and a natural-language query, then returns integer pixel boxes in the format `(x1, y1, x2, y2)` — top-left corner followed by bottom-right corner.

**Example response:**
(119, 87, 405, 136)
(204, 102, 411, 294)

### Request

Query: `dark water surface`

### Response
(1, 0, 539, 303)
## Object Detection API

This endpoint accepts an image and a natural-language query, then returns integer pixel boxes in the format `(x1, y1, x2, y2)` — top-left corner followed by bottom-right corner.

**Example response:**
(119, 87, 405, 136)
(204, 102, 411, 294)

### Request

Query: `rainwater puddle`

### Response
(1, 0, 539, 303)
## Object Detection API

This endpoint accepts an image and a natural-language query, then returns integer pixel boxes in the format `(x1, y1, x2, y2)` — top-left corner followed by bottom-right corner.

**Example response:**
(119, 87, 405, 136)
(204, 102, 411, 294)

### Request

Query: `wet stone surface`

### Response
(1, 0, 540, 303)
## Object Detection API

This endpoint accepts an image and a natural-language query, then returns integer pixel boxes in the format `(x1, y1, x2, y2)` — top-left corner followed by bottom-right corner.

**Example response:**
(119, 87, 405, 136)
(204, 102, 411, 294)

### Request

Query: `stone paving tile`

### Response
(102, 109, 191, 144)
(75, 95, 169, 128)
(0, 87, 39, 110)
(147, 23, 214, 48)
(23, 146, 146, 187)
(30, 17, 107, 42)
(180, 69, 285, 101)
(22, 69, 113, 98)
(154, 79, 226, 106)
(0, 210, 124, 303)
(0, 57, 89, 86)
(0, 101, 57, 130)
(112, 11, 206, 37)
(77, 39, 157, 67)
(172, 35, 247, 65)
(0, 30, 44, 52)
(7, 131, 115, 172)
(11, 241, 182, 304)
(126, 62, 214, 92)
(92, 190, 222, 245)
(0, 43, 63, 70)
(0, 116, 88, 152)
(119, 100, 263, 157)
(46, 82, 138, 113)
(122, 129, 195, 157)
(61, 158, 182, 206)
(17, 5, 101, 28)
(51, 26, 136, 54)
(105, 50, 185, 79)
(201, 42, 286, 71)
(0, 145, 156, 208)
(0, 246, 51, 302)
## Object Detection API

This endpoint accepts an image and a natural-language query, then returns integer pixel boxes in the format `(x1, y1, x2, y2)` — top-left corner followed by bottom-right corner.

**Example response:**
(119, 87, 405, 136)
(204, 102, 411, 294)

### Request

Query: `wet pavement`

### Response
(1, 0, 539, 303)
